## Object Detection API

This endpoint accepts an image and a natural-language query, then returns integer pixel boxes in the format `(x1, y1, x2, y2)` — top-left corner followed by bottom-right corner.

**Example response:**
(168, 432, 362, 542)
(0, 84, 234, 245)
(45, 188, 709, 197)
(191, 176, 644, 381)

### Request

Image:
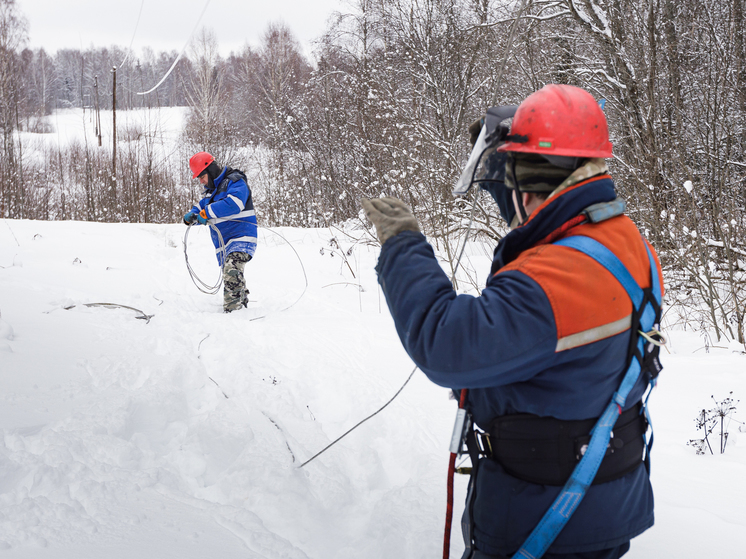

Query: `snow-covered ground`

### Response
(1, 217, 745, 558)
(19, 107, 187, 150)
(17, 106, 189, 175)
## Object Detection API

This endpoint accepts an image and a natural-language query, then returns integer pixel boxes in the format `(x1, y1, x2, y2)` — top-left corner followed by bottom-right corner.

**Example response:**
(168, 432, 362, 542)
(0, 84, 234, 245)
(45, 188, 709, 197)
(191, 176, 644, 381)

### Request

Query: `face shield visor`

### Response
(453, 105, 518, 196)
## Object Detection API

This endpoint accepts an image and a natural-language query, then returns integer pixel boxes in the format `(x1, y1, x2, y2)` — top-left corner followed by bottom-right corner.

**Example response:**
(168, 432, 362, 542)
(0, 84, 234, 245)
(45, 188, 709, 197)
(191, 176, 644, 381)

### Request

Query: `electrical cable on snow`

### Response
(61, 302, 154, 323)
(255, 225, 309, 316)
(208, 376, 229, 399)
(185, 218, 419, 468)
(136, 0, 213, 95)
(196, 333, 230, 398)
(298, 164, 489, 465)
(195, 332, 298, 461)
(298, 366, 417, 468)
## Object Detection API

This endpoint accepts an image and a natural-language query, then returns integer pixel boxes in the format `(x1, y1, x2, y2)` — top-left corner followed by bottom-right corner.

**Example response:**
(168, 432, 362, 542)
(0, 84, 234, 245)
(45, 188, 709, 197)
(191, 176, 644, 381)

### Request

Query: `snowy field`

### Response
(1, 217, 745, 558)
(17, 106, 188, 167)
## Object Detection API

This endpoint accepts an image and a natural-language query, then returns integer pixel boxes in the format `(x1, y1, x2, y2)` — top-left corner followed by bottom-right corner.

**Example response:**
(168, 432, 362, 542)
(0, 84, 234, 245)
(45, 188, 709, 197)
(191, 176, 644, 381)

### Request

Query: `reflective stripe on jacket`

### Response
(192, 167, 257, 265)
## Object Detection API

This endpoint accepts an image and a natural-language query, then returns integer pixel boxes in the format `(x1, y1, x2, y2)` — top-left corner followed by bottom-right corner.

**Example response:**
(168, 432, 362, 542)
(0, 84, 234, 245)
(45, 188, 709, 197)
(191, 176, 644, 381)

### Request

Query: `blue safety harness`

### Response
(512, 234, 663, 559)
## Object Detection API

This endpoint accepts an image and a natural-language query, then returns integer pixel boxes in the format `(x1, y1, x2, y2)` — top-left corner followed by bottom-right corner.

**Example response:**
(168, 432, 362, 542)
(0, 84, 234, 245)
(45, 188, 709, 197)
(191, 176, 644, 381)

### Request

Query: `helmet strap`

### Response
(515, 189, 529, 224)
(509, 156, 529, 223)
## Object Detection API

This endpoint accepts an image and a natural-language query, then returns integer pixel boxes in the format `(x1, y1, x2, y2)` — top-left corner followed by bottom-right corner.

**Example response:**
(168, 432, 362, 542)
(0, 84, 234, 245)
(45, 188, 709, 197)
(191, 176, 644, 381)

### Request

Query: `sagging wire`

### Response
(136, 0, 213, 95)
(118, 0, 146, 68)
(251, 225, 309, 320)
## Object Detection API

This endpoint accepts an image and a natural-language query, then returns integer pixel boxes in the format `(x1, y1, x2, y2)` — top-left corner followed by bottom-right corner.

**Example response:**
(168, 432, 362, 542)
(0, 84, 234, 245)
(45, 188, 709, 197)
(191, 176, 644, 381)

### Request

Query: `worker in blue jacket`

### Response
(361, 85, 664, 559)
(184, 152, 258, 313)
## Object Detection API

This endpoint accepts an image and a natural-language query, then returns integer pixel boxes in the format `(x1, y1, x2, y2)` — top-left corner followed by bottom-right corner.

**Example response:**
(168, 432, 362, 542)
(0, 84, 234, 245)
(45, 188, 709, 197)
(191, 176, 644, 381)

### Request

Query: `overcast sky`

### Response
(16, 0, 345, 58)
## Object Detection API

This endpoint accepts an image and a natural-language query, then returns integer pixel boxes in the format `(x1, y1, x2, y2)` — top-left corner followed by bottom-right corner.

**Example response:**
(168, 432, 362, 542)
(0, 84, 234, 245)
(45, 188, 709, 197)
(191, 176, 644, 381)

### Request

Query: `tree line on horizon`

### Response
(1, 0, 745, 345)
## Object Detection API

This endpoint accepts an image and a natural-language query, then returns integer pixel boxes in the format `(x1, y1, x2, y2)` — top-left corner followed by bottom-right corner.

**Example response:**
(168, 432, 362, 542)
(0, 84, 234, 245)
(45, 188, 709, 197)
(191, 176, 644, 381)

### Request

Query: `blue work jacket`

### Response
(192, 166, 257, 266)
(375, 175, 662, 555)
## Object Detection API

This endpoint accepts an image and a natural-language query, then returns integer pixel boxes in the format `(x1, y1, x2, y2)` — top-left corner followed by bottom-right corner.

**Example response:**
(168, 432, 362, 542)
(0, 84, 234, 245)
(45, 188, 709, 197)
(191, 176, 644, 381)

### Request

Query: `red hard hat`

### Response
(497, 84, 613, 158)
(189, 152, 215, 178)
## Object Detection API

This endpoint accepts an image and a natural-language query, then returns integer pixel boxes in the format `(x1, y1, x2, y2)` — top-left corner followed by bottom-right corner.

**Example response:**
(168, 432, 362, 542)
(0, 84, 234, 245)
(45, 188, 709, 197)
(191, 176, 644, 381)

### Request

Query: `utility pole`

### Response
(80, 55, 85, 111)
(111, 66, 117, 180)
(94, 75, 102, 147)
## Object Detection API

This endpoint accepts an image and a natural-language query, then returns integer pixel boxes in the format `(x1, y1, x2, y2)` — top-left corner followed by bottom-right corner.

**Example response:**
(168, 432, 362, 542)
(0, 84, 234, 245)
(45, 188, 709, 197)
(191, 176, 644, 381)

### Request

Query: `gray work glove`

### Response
(360, 197, 421, 245)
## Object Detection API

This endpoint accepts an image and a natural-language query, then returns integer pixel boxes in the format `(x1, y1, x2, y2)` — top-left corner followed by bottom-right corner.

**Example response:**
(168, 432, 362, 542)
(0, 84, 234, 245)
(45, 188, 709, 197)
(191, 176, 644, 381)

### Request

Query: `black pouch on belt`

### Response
(481, 402, 647, 486)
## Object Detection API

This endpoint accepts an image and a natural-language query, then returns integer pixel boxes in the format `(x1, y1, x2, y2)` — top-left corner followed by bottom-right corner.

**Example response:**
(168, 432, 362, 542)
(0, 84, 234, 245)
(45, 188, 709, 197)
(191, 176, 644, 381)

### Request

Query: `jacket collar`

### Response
(490, 174, 617, 273)
(203, 166, 228, 195)
(214, 166, 228, 184)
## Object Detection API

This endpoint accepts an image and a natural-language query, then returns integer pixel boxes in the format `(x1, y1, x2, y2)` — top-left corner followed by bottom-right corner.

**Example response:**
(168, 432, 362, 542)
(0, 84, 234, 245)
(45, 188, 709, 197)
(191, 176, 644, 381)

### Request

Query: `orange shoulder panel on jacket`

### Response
(498, 216, 661, 351)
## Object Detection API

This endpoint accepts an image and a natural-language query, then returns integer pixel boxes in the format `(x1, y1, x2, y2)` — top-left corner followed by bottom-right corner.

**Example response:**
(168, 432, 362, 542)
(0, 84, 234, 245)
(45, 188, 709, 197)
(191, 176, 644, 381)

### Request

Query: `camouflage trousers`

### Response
(223, 251, 252, 313)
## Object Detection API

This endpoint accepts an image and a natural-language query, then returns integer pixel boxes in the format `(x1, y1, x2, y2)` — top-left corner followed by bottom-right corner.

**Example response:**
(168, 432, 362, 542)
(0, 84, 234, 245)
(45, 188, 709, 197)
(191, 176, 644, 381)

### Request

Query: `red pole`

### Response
(444, 389, 468, 559)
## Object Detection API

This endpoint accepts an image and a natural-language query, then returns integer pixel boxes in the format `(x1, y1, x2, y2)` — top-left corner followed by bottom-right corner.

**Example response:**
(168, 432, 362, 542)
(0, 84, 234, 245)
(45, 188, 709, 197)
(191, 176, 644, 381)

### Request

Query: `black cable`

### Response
(299, 366, 417, 468)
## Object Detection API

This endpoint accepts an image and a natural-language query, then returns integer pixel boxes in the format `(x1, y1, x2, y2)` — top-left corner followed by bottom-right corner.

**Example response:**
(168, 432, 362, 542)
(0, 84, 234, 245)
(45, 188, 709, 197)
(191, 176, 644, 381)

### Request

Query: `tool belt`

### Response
(477, 403, 647, 486)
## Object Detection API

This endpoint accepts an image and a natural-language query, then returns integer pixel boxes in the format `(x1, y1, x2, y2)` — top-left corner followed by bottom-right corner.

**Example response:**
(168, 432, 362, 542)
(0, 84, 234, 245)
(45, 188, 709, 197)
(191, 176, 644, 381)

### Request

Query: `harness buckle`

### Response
(640, 328, 667, 348)
(576, 430, 620, 460)
(477, 431, 494, 458)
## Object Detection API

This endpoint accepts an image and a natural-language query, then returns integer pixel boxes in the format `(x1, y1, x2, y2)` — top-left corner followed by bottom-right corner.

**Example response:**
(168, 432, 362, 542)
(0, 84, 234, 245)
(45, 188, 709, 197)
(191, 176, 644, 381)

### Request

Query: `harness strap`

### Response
(513, 235, 661, 559)
(534, 199, 626, 248)
(482, 403, 647, 486)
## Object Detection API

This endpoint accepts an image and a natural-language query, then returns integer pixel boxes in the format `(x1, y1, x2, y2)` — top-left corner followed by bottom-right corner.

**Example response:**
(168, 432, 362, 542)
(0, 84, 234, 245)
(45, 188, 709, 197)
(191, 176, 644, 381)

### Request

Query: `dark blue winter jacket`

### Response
(375, 174, 663, 555)
(192, 166, 257, 266)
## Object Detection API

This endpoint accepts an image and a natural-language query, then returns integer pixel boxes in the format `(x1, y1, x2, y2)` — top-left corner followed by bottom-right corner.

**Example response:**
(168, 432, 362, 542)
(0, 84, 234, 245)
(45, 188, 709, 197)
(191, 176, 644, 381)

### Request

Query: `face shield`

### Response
(453, 105, 518, 196)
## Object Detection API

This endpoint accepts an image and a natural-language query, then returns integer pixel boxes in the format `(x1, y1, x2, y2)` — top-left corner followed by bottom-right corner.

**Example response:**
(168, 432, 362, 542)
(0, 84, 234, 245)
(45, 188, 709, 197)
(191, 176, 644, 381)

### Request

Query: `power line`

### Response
(119, 0, 146, 68)
(136, 0, 213, 96)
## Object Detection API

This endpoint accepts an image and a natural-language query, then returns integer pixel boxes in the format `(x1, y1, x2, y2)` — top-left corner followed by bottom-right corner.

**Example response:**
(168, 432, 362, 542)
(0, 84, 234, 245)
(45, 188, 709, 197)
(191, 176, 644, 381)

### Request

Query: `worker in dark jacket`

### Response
(184, 152, 258, 313)
(361, 85, 664, 559)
